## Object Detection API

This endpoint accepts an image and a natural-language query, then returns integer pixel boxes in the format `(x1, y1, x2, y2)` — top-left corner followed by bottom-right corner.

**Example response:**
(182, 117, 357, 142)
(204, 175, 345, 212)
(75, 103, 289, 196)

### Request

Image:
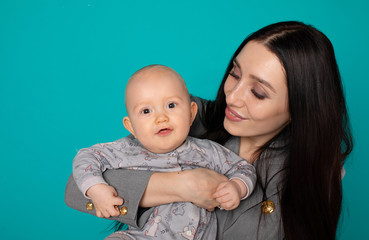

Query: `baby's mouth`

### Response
(157, 128, 172, 136)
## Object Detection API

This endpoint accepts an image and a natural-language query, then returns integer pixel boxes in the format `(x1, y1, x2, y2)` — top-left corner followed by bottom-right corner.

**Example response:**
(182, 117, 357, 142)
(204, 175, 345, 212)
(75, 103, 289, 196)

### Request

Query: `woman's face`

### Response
(223, 41, 290, 144)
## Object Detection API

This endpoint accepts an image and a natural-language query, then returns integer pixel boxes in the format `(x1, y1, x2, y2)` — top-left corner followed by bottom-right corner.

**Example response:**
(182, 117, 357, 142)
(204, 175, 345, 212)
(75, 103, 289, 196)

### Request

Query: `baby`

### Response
(73, 65, 256, 239)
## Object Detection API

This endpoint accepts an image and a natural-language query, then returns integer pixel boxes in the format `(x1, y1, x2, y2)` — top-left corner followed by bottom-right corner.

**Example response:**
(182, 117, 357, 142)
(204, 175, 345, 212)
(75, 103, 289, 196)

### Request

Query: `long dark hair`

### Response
(202, 21, 353, 239)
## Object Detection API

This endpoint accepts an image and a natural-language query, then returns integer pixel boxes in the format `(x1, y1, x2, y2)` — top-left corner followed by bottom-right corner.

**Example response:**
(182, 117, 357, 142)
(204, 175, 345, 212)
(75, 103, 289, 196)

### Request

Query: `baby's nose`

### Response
(155, 113, 169, 124)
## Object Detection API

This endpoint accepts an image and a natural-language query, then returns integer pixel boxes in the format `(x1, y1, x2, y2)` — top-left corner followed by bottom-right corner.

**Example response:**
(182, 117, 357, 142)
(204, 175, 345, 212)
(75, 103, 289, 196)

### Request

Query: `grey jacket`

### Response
(65, 96, 288, 239)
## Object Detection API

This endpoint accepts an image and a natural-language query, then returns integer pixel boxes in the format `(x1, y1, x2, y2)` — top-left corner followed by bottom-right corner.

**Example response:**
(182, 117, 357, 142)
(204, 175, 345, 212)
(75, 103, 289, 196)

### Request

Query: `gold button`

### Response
(86, 202, 94, 211)
(120, 206, 128, 215)
(261, 200, 275, 214)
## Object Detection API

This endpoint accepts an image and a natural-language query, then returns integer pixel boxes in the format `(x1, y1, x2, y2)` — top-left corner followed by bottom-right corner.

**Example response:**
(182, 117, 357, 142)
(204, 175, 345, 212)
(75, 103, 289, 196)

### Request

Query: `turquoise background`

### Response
(1, 0, 368, 239)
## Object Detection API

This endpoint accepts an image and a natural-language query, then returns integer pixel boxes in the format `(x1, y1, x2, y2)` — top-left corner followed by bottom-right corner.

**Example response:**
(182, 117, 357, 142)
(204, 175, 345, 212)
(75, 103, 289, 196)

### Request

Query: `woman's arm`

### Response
(65, 168, 227, 226)
(140, 168, 228, 211)
(65, 169, 153, 228)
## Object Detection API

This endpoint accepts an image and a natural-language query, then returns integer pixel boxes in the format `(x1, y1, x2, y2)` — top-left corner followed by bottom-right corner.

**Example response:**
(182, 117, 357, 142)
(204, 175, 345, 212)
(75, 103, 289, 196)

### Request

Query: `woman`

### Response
(65, 21, 353, 239)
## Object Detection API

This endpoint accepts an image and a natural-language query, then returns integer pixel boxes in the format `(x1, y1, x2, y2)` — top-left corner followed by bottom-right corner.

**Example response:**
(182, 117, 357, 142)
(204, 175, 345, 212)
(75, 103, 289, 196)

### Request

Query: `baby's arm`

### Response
(73, 141, 125, 217)
(204, 141, 257, 209)
(212, 178, 247, 210)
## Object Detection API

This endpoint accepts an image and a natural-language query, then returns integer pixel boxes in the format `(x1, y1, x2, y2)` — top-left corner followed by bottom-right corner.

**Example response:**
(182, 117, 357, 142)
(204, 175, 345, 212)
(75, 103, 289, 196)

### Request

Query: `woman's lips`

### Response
(225, 106, 247, 122)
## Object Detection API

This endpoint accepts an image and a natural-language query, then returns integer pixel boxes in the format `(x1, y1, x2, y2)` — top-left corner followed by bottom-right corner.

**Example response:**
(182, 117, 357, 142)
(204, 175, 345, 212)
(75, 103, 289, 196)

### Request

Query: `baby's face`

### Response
(124, 68, 197, 153)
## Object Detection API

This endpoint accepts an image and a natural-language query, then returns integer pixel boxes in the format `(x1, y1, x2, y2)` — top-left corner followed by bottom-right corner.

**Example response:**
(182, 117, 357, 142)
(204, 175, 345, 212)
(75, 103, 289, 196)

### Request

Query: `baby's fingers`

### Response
(216, 193, 240, 210)
(113, 196, 124, 206)
(219, 199, 237, 211)
(213, 186, 229, 199)
(107, 206, 120, 217)
(96, 209, 104, 218)
(215, 192, 231, 205)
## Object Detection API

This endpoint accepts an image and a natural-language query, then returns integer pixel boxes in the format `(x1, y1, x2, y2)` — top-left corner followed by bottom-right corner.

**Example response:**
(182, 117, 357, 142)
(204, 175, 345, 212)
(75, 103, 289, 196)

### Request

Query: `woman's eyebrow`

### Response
(250, 74, 276, 93)
(233, 59, 241, 68)
(234, 58, 276, 93)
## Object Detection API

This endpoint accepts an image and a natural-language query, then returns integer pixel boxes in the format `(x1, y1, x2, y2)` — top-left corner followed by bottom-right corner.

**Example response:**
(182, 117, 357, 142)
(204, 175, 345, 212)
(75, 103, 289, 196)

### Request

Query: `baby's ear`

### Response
(123, 117, 135, 137)
(190, 102, 198, 124)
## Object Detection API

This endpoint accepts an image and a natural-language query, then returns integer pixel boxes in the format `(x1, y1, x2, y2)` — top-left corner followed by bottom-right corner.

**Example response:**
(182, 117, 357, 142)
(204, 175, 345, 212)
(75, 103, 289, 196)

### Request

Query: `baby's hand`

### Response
(212, 180, 244, 211)
(86, 183, 124, 218)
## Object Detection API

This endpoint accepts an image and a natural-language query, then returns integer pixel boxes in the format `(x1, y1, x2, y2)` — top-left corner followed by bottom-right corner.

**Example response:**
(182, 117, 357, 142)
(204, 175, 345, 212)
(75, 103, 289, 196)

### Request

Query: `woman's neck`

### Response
(238, 136, 268, 164)
(238, 125, 289, 163)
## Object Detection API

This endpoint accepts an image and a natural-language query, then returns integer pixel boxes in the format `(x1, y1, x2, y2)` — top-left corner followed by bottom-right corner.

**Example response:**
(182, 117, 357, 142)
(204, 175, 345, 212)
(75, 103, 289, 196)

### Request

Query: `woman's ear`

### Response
(123, 116, 135, 137)
(190, 101, 198, 125)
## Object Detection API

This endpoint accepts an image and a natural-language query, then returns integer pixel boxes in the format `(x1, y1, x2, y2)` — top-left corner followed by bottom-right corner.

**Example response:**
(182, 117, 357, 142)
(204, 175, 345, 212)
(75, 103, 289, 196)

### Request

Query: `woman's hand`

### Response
(179, 168, 228, 211)
(140, 168, 228, 211)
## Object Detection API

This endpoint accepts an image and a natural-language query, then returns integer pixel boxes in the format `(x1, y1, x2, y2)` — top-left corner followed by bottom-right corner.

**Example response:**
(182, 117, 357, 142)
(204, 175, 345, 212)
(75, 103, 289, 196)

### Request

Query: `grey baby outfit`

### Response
(73, 135, 256, 240)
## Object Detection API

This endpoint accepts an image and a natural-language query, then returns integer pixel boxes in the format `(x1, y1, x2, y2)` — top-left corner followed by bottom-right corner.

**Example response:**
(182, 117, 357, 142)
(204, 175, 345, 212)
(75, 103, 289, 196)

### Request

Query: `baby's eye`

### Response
(141, 108, 151, 114)
(168, 102, 177, 108)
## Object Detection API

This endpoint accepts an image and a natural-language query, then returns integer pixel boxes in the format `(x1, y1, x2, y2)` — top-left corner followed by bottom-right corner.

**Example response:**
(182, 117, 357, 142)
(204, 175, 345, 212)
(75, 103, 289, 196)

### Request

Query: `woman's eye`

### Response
(229, 71, 240, 79)
(168, 102, 177, 108)
(251, 89, 267, 100)
(229, 65, 241, 79)
(141, 108, 151, 114)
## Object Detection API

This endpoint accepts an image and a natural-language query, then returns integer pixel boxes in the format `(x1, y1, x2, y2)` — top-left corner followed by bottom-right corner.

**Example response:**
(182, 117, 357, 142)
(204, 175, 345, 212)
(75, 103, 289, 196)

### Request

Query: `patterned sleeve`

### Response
(72, 138, 127, 197)
(206, 141, 257, 199)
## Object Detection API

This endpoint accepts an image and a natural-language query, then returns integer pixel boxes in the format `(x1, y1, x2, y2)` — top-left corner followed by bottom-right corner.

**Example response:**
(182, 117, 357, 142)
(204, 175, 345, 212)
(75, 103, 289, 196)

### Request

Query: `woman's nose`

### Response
(226, 82, 246, 107)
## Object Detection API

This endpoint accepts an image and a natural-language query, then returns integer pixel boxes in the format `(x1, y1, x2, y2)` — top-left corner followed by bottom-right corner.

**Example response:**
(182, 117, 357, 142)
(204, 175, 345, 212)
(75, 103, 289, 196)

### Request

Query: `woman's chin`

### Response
(224, 119, 242, 136)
